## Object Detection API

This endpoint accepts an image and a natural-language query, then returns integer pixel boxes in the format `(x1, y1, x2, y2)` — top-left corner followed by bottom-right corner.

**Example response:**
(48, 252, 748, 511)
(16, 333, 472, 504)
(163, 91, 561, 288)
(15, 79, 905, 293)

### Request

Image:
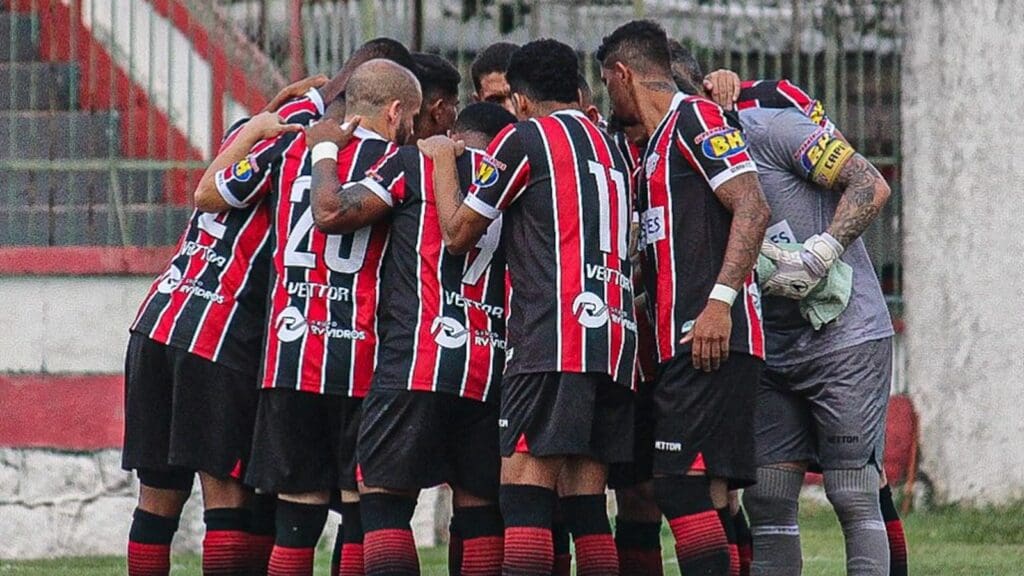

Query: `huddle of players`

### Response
(122, 20, 906, 576)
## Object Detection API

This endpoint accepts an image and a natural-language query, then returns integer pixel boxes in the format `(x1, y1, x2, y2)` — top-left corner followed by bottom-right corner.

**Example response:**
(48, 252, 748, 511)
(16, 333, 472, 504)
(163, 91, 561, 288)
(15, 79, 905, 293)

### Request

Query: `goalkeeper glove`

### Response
(761, 233, 843, 299)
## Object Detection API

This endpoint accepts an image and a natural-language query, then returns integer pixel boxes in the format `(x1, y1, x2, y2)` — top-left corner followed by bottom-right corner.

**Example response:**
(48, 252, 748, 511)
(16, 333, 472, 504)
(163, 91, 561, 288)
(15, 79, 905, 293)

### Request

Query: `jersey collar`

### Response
(353, 125, 388, 142)
(307, 88, 325, 115)
(553, 108, 588, 120)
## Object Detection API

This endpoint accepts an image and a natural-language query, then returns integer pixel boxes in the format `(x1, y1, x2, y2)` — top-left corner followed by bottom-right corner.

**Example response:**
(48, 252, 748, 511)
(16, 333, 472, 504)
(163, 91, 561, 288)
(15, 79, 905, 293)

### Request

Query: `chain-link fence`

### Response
(2, 0, 903, 332)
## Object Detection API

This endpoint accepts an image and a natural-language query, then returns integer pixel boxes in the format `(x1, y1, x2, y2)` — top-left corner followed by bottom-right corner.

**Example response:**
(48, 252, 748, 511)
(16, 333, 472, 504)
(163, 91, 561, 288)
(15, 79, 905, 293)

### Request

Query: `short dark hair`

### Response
(470, 42, 519, 92)
(356, 37, 416, 72)
(596, 20, 672, 75)
(453, 102, 517, 140)
(413, 52, 461, 101)
(506, 39, 580, 104)
(668, 39, 703, 90)
(578, 72, 592, 102)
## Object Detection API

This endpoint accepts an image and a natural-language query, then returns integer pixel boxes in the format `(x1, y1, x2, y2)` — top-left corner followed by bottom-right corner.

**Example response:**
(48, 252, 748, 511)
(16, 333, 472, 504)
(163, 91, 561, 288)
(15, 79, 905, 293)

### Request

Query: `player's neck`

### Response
(637, 80, 678, 139)
(351, 115, 391, 141)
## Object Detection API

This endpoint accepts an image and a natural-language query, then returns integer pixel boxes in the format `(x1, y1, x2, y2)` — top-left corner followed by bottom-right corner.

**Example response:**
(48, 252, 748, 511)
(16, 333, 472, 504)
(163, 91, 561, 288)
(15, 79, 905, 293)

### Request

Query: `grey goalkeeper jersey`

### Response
(739, 108, 893, 367)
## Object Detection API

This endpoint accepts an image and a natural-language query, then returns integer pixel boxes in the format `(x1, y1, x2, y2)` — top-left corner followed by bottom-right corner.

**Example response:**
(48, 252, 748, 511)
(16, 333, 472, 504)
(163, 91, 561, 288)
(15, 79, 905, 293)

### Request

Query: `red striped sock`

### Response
(504, 526, 554, 576)
(249, 535, 275, 575)
(267, 545, 315, 576)
(880, 486, 908, 576)
(202, 529, 250, 575)
(127, 542, 171, 576)
(127, 508, 179, 576)
(364, 528, 419, 575)
(340, 542, 365, 576)
(615, 521, 663, 576)
(574, 534, 619, 576)
(461, 535, 502, 576)
(668, 510, 730, 574)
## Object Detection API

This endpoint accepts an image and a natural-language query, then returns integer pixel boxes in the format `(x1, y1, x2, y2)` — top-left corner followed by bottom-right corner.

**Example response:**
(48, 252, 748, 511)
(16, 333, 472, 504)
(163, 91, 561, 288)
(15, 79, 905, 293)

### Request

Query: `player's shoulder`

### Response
(277, 90, 324, 124)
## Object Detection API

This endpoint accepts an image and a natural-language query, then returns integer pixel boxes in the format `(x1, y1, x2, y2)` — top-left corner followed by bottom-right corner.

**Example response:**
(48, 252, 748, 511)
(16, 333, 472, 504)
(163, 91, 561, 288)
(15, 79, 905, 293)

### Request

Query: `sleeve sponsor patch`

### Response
(232, 156, 256, 182)
(472, 155, 506, 188)
(796, 130, 854, 187)
(695, 126, 748, 160)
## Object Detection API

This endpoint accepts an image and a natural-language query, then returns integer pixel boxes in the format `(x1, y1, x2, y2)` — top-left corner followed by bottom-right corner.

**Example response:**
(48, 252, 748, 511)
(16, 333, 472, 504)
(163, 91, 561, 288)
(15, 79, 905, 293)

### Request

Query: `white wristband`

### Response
(311, 142, 339, 165)
(709, 283, 738, 306)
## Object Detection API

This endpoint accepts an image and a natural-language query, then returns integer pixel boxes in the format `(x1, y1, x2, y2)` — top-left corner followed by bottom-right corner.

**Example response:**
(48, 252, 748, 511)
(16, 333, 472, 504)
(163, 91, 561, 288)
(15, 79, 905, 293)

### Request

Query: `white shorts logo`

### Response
(275, 306, 308, 342)
(431, 316, 468, 349)
(156, 265, 182, 294)
(572, 291, 609, 328)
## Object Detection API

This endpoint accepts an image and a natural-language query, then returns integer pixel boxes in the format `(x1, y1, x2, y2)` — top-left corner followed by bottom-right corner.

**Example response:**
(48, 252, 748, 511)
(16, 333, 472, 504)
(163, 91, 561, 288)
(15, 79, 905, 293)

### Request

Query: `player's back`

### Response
(372, 146, 507, 402)
(497, 110, 636, 387)
(132, 92, 325, 374)
(262, 126, 396, 396)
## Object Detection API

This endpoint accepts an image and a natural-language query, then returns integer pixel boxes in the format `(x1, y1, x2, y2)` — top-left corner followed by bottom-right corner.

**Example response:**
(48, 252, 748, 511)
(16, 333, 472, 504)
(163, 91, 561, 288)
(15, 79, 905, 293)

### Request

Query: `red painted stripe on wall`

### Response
(0, 374, 124, 450)
(0, 247, 175, 275)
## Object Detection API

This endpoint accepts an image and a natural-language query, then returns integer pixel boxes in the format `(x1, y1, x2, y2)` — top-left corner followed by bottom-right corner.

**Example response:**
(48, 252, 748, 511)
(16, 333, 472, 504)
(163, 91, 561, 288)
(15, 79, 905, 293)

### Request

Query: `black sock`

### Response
(455, 505, 504, 576)
(717, 508, 739, 576)
(551, 504, 571, 576)
(654, 476, 730, 575)
(500, 485, 557, 576)
(274, 500, 328, 548)
(615, 520, 663, 576)
(339, 501, 365, 576)
(879, 486, 907, 576)
(128, 508, 180, 576)
(361, 493, 419, 576)
(561, 495, 618, 576)
(732, 508, 753, 576)
(448, 513, 463, 576)
(331, 523, 345, 576)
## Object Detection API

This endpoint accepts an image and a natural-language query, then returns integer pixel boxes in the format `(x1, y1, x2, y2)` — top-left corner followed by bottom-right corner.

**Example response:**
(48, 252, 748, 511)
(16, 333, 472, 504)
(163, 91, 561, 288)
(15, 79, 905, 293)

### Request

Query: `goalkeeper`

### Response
(740, 104, 896, 576)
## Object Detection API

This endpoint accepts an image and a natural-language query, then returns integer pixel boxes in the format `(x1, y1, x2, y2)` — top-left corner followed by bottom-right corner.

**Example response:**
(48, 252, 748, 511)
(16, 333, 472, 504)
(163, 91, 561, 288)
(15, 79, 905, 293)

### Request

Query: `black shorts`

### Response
(358, 388, 499, 501)
(245, 388, 362, 494)
(608, 379, 656, 489)
(500, 372, 634, 464)
(121, 332, 258, 481)
(652, 352, 763, 488)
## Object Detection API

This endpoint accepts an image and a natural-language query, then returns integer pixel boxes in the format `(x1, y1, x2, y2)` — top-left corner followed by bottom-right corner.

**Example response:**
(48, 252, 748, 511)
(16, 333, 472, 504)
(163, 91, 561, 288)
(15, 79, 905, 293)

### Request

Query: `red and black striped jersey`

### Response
(638, 92, 764, 363)
(737, 79, 836, 134)
(465, 109, 637, 388)
(131, 91, 324, 375)
(355, 146, 507, 403)
(216, 125, 395, 397)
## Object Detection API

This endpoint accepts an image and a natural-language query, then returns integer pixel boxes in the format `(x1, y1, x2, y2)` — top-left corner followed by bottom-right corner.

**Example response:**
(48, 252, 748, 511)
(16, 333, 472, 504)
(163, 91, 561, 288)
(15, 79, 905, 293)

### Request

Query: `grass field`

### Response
(2, 502, 1022, 575)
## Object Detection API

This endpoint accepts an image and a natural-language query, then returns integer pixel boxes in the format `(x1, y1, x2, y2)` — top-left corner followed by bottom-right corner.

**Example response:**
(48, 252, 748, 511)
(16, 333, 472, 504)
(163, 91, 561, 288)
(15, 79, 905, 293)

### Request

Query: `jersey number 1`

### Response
(587, 160, 629, 255)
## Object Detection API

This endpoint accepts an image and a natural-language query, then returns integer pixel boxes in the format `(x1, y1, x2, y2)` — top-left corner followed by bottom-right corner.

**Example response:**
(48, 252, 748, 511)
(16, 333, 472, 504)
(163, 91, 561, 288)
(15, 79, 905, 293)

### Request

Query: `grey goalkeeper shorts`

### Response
(755, 337, 892, 470)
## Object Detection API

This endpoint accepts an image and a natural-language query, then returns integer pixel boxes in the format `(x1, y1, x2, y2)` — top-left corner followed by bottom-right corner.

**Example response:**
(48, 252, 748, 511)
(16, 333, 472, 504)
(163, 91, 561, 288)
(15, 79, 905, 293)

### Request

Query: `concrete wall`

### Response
(0, 276, 448, 558)
(902, 0, 1024, 505)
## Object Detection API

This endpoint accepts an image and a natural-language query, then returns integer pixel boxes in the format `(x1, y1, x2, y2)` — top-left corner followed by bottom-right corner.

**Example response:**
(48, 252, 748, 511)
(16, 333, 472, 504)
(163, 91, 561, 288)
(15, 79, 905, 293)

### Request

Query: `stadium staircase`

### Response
(0, 5, 192, 246)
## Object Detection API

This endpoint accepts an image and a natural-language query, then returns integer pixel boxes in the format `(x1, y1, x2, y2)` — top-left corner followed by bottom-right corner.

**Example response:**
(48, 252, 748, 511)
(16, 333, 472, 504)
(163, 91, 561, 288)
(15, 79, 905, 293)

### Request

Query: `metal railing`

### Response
(2, 0, 903, 315)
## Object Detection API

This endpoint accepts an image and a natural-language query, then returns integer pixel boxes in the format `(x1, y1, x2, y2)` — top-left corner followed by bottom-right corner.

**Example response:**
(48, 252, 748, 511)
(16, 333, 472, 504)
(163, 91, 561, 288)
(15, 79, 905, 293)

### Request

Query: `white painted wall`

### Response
(0, 276, 151, 373)
(902, 0, 1024, 505)
(74, 0, 214, 157)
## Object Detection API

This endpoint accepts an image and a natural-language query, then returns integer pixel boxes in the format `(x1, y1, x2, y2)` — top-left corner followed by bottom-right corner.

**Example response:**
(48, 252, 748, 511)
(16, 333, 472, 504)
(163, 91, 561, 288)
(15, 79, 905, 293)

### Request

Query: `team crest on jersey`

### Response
(572, 291, 609, 328)
(275, 306, 308, 342)
(806, 100, 827, 125)
(431, 316, 469, 348)
(473, 155, 505, 188)
(644, 152, 660, 178)
(233, 157, 256, 182)
(695, 127, 748, 160)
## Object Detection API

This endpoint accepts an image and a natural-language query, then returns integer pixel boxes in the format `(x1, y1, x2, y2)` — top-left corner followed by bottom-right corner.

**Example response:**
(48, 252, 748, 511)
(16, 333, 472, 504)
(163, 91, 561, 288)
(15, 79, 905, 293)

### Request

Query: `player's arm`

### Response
(194, 112, 302, 212)
(419, 135, 487, 254)
(304, 118, 396, 235)
(677, 102, 770, 371)
(822, 152, 891, 248)
(421, 125, 530, 255)
(261, 74, 328, 114)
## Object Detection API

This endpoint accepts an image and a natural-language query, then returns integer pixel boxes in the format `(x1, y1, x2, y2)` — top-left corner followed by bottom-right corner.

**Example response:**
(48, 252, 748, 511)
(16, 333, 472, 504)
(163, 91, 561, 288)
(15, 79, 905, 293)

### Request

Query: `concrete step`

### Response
(0, 169, 166, 206)
(0, 111, 120, 159)
(0, 13, 38, 62)
(0, 204, 192, 246)
(0, 62, 77, 110)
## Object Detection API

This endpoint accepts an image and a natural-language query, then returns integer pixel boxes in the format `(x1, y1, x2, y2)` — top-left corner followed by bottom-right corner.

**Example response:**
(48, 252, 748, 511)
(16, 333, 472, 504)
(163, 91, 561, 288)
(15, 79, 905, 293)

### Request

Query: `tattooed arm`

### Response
(713, 172, 772, 289)
(824, 153, 891, 247)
